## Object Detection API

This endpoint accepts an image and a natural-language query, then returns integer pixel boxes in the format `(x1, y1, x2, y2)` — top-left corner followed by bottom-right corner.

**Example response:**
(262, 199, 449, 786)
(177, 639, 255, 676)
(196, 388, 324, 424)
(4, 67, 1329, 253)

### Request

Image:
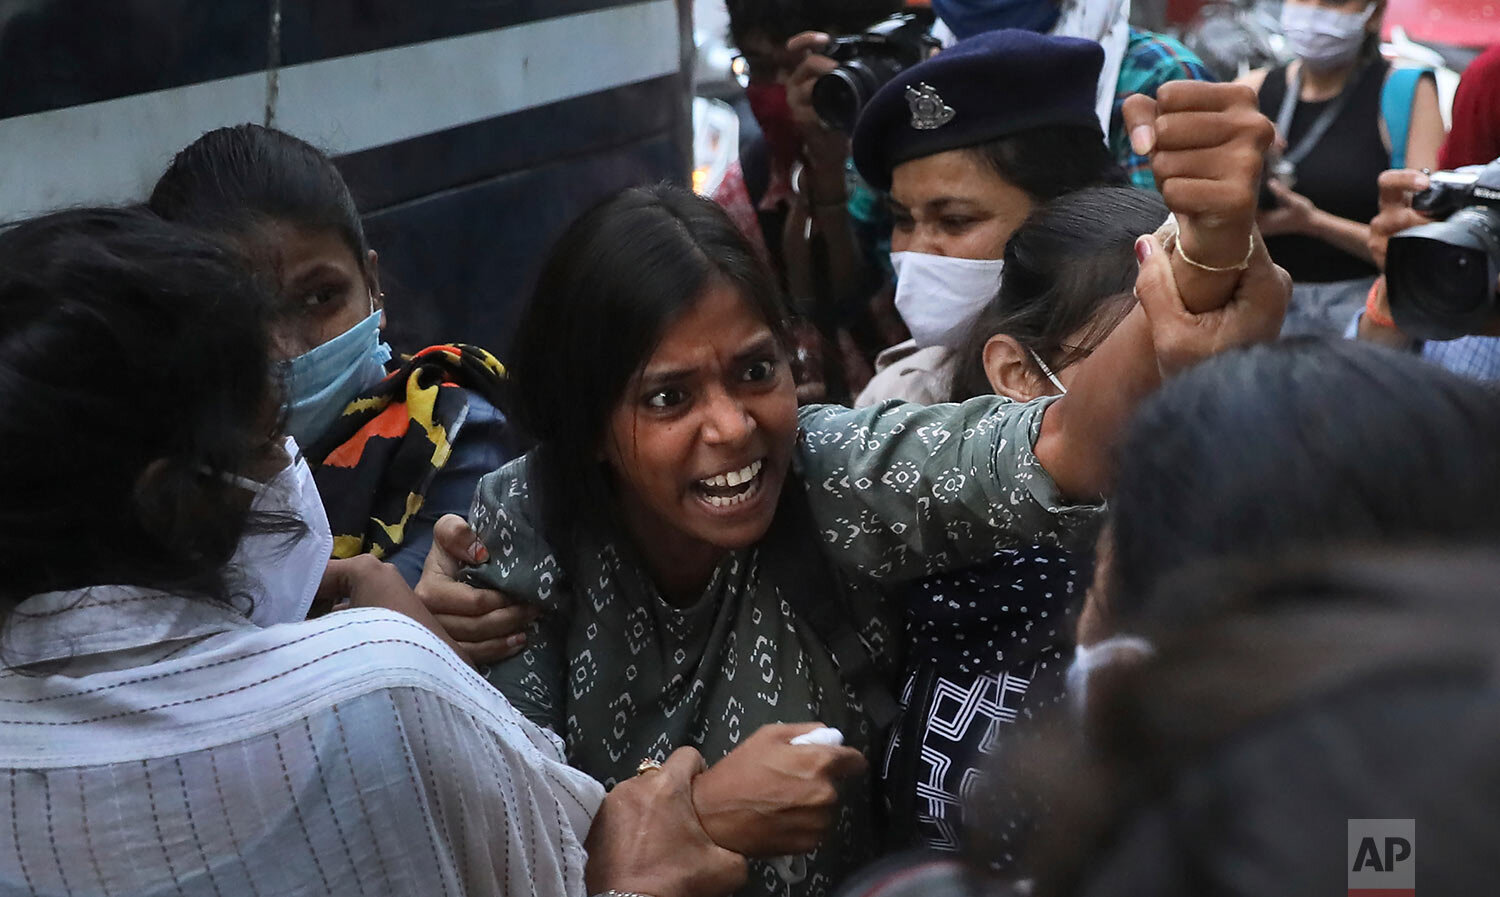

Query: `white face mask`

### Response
(229, 436, 334, 627)
(1280, 2, 1375, 72)
(1066, 633, 1154, 714)
(1029, 348, 1068, 396)
(891, 251, 1006, 349)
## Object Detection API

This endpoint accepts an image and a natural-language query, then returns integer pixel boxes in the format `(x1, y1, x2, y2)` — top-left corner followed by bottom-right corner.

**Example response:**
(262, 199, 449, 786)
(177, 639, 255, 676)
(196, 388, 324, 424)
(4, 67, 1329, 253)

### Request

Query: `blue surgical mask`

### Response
(278, 308, 391, 447)
(933, 0, 1062, 38)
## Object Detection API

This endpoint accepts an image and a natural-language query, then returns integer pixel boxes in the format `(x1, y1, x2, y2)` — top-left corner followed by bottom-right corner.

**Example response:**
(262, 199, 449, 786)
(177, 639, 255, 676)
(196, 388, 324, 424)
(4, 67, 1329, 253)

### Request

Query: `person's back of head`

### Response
(1107, 339, 1500, 619)
(148, 123, 368, 266)
(997, 550, 1500, 897)
(949, 186, 1165, 400)
(0, 207, 276, 608)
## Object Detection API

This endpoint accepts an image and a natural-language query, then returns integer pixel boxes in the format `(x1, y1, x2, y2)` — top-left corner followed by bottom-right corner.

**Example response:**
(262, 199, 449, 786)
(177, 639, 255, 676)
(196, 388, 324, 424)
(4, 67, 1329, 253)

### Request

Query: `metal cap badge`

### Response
(905, 83, 955, 130)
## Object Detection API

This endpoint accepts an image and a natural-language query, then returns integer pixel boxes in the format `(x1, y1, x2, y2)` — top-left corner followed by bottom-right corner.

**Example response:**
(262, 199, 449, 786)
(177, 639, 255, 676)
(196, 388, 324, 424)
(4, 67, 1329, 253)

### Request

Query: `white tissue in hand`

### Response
(773, 727, 845, 884)
(789, 727, 844, 746)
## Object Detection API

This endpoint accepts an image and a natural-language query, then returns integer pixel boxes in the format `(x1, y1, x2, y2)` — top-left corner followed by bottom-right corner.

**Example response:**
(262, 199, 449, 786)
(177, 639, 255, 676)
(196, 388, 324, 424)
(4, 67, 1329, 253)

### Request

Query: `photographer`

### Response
(726, 0, 901, 398)
(1348, 167, 1500, 380)
(1241, 0, 1444, 337)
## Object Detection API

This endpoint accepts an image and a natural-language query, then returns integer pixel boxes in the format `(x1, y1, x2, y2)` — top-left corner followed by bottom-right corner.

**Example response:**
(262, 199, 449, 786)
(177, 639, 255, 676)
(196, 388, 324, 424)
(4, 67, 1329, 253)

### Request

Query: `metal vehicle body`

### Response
(0, 0, 694, 353)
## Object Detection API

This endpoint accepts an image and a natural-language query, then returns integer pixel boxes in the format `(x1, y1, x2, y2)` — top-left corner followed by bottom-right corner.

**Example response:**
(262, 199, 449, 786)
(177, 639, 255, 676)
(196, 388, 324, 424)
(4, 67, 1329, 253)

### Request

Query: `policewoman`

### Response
(850, 30, 1127, 406)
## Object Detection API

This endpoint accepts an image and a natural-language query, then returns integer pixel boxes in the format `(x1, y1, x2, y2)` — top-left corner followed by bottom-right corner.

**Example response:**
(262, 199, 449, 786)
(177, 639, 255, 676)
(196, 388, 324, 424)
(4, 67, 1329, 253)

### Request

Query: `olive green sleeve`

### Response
(481, 612, 568, 735)
(465, 455, 567, 612)
(794, 396, 1102, 583)
(465, 455, 569, 733)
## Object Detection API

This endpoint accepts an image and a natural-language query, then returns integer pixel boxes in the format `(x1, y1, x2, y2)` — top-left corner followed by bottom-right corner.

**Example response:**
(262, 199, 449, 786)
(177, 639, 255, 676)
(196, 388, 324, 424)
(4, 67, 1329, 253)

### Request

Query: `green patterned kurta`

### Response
(468, 397, 1100, 897)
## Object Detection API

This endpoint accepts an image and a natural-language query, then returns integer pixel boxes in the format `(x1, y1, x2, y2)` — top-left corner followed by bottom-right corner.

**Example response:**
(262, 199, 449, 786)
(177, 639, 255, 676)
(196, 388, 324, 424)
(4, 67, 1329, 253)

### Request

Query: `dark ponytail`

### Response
(949, 187, 1165, 401)
(149, 123, 368, 263)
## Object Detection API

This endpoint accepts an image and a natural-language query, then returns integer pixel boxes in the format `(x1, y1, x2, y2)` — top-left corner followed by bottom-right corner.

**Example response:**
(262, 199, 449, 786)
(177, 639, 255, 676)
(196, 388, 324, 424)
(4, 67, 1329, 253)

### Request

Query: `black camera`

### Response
(811, 11, 938, 133)
(1386, 158, 1500, 340)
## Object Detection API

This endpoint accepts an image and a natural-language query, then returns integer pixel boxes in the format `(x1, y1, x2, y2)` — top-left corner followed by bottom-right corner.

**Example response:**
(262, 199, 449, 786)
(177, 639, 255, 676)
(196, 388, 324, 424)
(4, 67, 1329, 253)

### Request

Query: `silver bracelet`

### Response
(593, 891, 657, 897)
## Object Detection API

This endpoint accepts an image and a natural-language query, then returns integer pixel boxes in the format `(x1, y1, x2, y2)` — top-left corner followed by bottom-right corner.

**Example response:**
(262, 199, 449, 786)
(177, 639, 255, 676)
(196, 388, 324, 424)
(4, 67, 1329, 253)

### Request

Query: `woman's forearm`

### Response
(802, 156, 873, 321)
(1038, 82, 1285, 503)
(1034, 225, 1289, 502)
(1353, 279, 1418, 348)
(1038, 207, 1255, 499)
(1309, 209, 1375, 263)
(812, 206, 870, 306)
(1033, 305, 1161, 501)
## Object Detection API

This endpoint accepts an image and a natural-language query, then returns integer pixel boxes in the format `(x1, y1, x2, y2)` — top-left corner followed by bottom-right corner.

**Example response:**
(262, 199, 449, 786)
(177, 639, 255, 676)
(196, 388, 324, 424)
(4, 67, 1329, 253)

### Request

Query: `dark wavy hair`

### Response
(974, 550, 1500, 897)
(1108, 339, 1500, 616)
(0, 208, 284, 608)
(507, 183, 792, 541)
(949, 187, 1165, 401)
(148, 123, 368, 270)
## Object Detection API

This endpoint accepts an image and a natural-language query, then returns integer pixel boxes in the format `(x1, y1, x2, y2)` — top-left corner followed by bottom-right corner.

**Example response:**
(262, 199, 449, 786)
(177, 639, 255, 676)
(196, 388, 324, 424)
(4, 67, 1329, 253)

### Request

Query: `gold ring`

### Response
(636, 757, 663, 776)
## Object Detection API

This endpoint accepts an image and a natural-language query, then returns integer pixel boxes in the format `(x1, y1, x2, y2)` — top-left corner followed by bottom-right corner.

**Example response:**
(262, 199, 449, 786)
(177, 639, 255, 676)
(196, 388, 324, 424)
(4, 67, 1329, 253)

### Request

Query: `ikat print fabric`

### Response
(470, 396, 1101, 897)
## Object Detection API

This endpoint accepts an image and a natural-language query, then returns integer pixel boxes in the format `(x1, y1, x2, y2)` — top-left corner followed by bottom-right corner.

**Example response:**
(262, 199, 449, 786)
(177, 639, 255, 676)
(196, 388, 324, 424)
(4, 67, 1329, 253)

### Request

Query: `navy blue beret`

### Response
(852, 29, 1105, 191)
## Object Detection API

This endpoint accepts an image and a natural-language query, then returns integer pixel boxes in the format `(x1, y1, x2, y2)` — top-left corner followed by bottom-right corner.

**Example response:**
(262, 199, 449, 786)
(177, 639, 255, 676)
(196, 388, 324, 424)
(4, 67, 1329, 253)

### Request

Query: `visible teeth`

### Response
(699, 459, 763, 490)
(708, 490, 753, 508)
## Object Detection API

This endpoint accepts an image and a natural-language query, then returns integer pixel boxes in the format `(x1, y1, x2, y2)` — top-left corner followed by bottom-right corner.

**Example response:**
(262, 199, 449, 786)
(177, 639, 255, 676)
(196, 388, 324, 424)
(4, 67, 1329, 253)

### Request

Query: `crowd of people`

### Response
(2, 1, 1498, 896)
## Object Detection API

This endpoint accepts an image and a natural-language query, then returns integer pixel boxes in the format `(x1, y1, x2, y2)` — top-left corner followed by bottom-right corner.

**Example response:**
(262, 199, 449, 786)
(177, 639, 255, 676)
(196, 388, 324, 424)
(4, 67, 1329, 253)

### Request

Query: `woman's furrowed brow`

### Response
(734, 334, 779, 361)
(637, 333, 778, 384)
(638, 365, 695, 388)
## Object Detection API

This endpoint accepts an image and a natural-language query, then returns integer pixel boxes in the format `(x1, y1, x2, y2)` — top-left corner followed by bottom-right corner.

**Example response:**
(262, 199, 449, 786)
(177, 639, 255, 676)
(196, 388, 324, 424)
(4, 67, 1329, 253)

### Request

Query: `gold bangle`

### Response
(1170, 229, 1255, 273)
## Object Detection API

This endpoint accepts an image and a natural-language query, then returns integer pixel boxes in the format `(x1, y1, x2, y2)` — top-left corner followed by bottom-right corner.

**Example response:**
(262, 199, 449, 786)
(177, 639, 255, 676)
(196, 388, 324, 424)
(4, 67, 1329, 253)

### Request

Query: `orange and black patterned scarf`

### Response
(303, 344, 508, 560)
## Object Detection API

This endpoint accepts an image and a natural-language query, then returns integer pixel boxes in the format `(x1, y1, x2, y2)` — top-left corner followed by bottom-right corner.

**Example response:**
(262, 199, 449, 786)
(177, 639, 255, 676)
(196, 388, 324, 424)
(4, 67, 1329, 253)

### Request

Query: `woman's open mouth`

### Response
(693, 459, 765, 509)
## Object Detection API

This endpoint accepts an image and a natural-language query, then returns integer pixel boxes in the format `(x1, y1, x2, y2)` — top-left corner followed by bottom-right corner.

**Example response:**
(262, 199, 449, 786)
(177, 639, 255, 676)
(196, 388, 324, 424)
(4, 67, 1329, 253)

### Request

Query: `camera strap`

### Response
(1276, 61, 1367, 171)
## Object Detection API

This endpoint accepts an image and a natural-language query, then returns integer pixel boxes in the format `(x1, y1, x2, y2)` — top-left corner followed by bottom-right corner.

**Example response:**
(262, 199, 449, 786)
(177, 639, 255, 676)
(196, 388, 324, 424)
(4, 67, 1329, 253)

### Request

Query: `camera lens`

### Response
(812, 68, 868, 133)
(1387, 207, 1500, 340)
(812, 57, 906, 133)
